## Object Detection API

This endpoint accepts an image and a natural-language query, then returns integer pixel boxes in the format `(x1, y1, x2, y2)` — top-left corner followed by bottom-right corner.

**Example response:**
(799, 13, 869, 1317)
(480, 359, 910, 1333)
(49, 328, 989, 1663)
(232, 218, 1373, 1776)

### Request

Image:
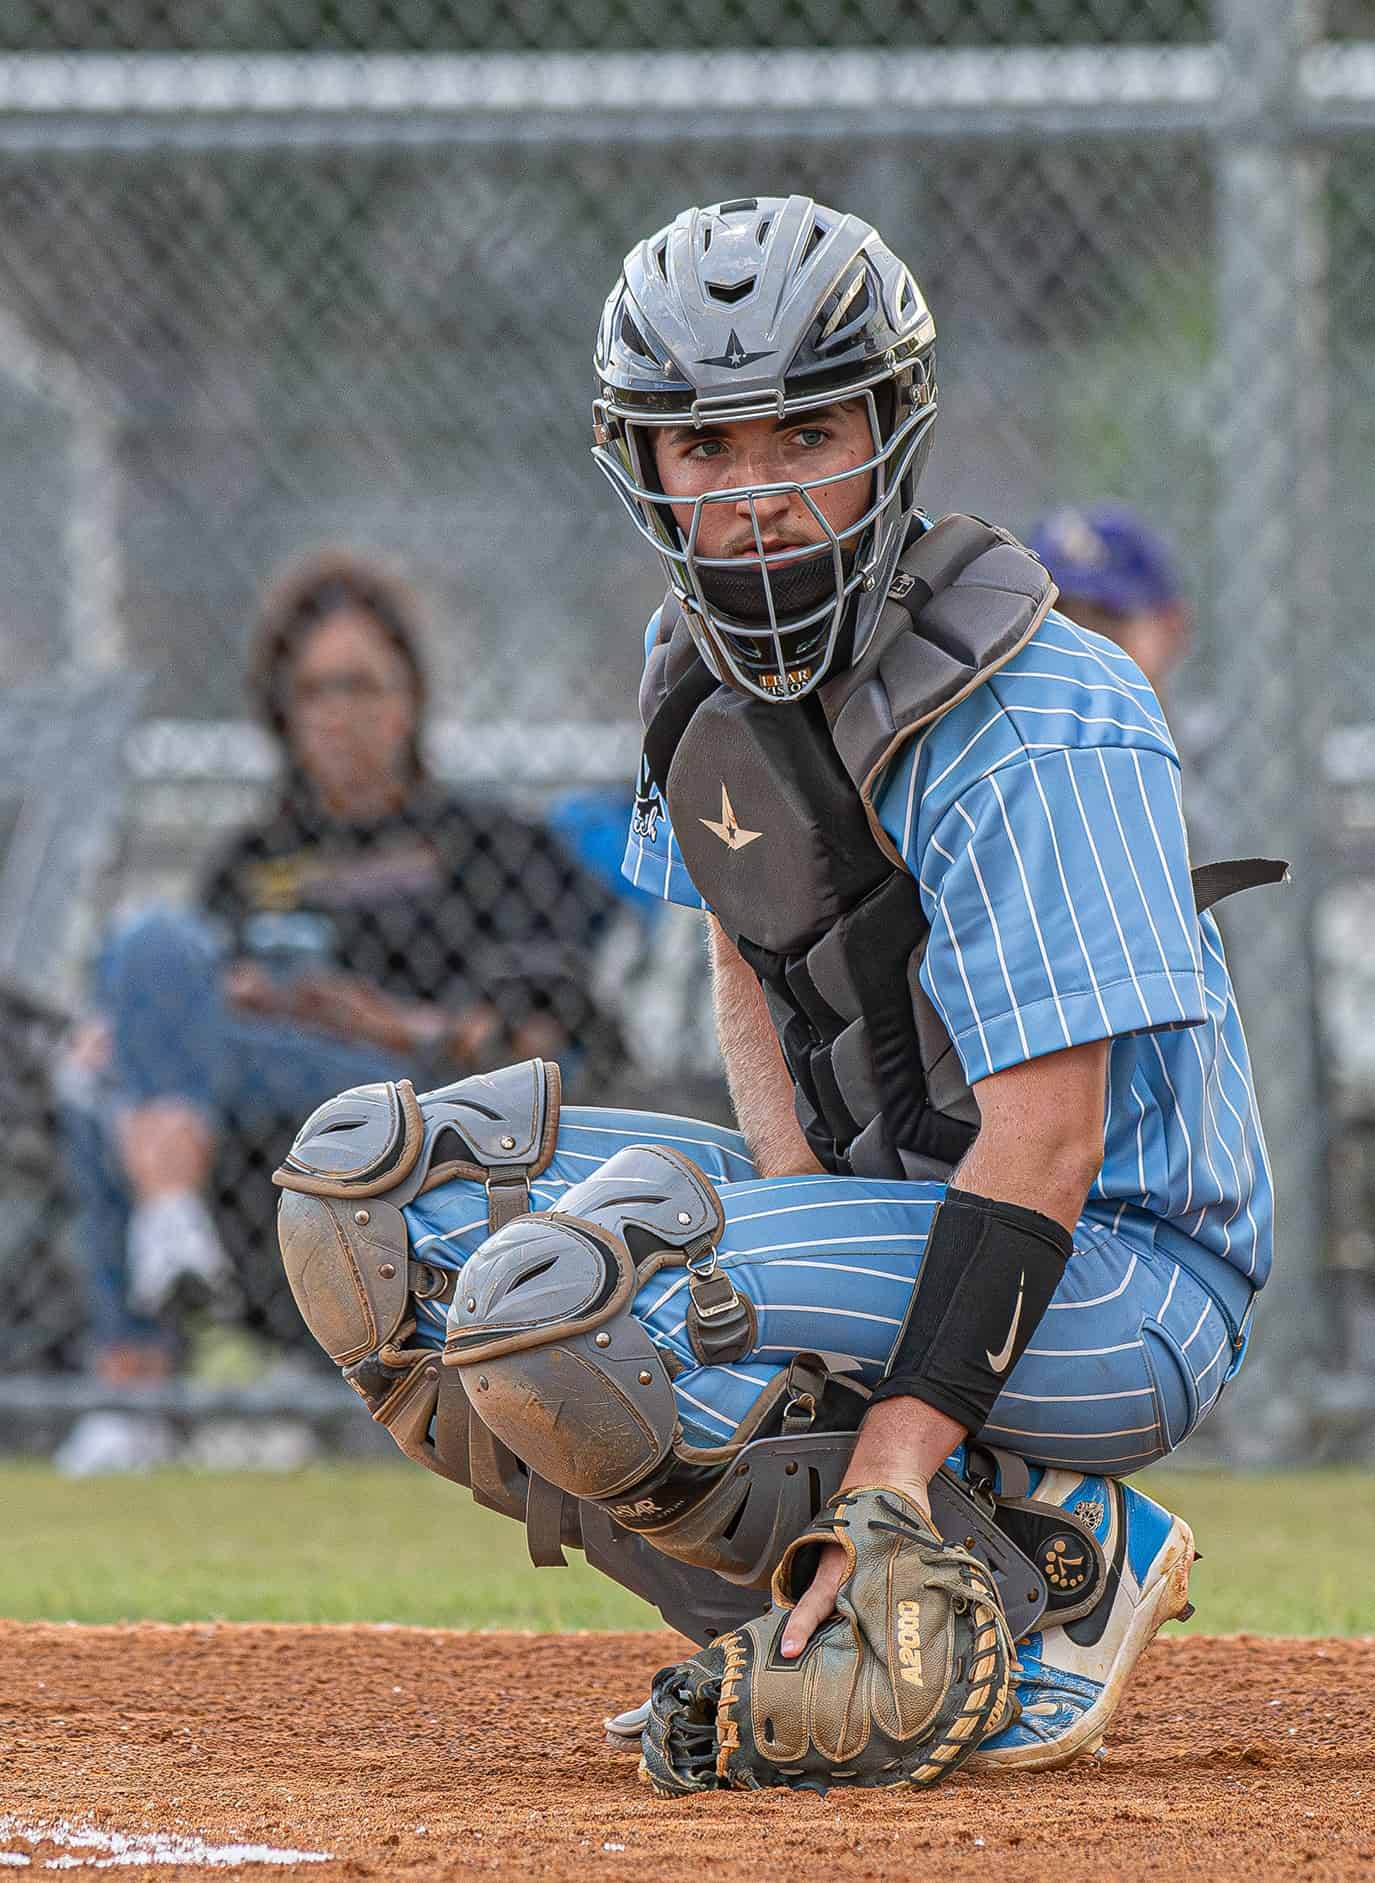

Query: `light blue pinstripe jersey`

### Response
(621, 604, 1273, 1288)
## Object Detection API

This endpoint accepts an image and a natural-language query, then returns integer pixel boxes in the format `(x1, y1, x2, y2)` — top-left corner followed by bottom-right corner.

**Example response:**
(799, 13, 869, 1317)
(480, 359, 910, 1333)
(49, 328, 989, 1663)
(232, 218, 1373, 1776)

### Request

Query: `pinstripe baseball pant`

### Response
(403, 1104, 1255, 1475)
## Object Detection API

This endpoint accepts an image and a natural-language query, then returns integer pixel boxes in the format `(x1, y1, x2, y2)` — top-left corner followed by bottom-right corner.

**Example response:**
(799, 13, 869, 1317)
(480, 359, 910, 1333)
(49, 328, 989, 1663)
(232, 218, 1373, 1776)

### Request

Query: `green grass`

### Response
(3, 1463, 1372, 1635)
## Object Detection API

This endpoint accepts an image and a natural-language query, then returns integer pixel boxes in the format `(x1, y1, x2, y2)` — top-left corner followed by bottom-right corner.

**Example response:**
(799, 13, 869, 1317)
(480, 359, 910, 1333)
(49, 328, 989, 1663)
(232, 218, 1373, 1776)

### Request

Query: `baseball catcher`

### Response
(275, 195, 1282, 1791)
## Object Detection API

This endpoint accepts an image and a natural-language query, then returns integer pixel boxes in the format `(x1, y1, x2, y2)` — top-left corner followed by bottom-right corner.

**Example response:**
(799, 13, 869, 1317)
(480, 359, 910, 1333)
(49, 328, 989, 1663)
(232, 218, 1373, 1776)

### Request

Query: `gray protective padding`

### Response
(277, 1189, 411, 1367)
(272, 1060, 564, 1529)
(273, 1058, 559, 1214)
(823, 518, 1055, 824)
(274, 1057, 561, 1409)
(468, 1314, 678, 1501)
(577, 1509, 768, 1646)
(536, 1141, 724, 1252)
(446, 1215, 637, 1364)
(444, 1208, 679, 1499)
(444, 1143, 736, 1500)
(277, 1079, 420, 1193)
(604, 1421, 1048, 1639)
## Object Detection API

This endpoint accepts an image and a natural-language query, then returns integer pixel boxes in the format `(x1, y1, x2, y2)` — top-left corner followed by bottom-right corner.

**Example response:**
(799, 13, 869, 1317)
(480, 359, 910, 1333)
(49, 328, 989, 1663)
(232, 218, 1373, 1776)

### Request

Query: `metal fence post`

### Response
(1209, 0, 1328, 1457)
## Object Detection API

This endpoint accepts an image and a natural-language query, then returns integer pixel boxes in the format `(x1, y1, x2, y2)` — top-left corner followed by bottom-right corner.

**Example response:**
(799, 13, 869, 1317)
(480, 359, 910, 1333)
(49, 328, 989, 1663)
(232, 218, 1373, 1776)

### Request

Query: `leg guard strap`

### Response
(343, 1333, 577, 1566)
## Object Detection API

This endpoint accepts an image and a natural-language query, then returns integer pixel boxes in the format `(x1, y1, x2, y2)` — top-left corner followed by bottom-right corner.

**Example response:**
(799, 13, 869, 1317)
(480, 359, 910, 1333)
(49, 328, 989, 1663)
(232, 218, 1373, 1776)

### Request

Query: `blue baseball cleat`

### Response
(968, 1471, 1196, 1772)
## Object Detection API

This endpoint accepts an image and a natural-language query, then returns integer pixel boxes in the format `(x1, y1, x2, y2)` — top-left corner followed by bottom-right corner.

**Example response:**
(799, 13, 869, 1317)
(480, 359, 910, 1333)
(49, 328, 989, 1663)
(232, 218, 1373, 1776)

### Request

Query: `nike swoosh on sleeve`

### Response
(987, 1271, 1026, 1373)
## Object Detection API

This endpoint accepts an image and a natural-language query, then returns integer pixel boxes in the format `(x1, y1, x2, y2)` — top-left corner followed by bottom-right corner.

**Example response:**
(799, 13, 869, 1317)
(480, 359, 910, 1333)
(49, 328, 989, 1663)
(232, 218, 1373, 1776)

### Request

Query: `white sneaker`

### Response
(127, 1191, 234, 1317)
(183, 1418, 318, 1472)
(54, 1410, 179, 1477)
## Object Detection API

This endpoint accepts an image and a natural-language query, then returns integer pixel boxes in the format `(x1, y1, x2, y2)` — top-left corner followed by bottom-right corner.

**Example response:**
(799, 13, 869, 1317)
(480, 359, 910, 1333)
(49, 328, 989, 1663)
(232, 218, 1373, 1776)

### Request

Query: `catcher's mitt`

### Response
(641, 1485, 1014, 1795)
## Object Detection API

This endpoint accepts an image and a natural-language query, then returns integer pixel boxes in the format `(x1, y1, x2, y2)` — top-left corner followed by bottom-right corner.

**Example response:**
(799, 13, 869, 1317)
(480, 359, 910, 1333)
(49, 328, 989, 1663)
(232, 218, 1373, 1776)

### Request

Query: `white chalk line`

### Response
(0, 1816, 330, 1869)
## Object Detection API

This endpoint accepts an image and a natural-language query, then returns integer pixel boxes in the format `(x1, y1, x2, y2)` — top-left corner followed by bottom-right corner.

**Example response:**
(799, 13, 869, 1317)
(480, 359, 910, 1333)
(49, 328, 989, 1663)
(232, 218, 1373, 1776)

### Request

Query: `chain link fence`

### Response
(1, 0, 1371, 1459)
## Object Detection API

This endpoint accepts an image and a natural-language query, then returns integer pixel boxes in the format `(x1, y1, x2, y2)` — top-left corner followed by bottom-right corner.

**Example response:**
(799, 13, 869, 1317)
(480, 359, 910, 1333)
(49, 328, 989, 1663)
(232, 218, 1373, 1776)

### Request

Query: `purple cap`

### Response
(1026, 502, 1183, 615)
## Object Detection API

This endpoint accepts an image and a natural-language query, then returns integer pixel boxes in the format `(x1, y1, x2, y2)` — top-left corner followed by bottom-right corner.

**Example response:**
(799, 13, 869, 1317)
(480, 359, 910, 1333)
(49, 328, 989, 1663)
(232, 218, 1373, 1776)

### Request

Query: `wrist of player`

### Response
(869, 1186, 1073, 1432)
(839, 1397, 964, 1511)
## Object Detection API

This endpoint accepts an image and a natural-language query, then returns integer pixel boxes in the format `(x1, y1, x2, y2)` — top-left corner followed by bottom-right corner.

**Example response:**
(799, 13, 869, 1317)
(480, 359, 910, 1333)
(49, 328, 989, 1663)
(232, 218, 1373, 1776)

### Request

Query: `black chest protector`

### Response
(639, 516, 1055, 1181)
(638, 514, 1286, 1183)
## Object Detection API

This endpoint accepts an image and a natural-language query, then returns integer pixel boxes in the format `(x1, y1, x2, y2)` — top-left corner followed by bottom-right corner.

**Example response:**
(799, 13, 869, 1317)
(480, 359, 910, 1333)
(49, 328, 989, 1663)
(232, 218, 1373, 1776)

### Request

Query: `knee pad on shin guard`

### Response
(444, 1142, 732, 1501)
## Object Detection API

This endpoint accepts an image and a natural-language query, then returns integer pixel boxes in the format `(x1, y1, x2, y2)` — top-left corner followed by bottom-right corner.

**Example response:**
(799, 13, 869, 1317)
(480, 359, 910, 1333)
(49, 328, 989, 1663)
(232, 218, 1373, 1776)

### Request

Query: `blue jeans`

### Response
(60, 906, 407, 1351)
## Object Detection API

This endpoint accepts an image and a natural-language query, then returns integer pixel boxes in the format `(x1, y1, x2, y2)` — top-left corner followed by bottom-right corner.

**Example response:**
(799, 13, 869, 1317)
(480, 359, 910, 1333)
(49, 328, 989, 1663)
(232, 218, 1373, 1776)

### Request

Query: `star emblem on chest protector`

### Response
(700, 784, 762, 851)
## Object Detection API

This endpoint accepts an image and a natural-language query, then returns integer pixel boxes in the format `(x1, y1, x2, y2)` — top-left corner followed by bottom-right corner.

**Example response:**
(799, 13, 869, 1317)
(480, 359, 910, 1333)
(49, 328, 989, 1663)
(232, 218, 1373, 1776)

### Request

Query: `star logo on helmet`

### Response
(698, 329, 775, 371)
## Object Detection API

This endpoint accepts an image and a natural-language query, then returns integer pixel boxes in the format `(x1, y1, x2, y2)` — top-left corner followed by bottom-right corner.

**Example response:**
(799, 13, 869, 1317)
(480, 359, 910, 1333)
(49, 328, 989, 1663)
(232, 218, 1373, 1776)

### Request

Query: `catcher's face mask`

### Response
(591, 193, 938, 703)
(598, 383, 933, 701)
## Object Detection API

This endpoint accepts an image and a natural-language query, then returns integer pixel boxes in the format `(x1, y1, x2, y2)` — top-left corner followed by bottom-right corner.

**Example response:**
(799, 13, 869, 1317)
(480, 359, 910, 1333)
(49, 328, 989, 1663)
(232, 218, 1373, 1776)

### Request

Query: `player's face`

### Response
(285, 608, 418, 814)
(651, 401, 875, 565)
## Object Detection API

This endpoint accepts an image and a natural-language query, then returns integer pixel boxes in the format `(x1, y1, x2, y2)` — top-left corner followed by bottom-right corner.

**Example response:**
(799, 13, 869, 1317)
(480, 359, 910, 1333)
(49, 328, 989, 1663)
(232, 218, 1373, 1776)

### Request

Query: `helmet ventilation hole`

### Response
(706, 277, 756, 305)
(619, 308, 655, 360)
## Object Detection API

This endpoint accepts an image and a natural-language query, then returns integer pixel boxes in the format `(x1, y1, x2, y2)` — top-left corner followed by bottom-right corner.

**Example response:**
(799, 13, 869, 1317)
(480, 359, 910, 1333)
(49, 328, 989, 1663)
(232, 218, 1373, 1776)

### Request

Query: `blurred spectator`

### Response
(1026, 502, 1191, 696)
(1026, 501, 1230, 862)
(57, 548, 618, 1418)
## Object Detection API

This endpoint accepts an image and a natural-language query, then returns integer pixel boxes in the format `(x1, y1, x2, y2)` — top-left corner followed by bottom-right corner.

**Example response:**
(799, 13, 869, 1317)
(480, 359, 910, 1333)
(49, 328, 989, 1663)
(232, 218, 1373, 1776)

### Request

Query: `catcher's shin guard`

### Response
(272, 1064, 769, 1646)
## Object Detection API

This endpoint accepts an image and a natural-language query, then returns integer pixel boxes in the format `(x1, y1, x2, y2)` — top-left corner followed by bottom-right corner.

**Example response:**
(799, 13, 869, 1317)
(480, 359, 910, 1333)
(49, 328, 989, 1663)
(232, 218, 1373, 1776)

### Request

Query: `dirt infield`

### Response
(0, 1624, 1371, 1879)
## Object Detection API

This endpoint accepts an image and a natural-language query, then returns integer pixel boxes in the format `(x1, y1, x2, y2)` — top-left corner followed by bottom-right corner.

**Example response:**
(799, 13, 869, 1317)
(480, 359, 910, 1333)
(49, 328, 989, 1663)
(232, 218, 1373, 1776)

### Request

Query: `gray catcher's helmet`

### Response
(592, 194, 937, 701)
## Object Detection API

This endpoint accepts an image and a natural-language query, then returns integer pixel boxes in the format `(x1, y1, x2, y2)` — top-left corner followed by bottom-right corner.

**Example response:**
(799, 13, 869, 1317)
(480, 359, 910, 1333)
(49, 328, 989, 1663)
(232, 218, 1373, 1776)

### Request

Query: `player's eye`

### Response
(792, 427, 830, 448)
(687, 438, 727, 460)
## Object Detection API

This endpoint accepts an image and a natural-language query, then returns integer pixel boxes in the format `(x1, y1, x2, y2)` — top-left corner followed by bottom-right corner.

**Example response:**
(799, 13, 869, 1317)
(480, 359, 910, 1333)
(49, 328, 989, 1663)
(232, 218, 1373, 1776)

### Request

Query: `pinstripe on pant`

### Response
(404, 1104, 1247, 1476)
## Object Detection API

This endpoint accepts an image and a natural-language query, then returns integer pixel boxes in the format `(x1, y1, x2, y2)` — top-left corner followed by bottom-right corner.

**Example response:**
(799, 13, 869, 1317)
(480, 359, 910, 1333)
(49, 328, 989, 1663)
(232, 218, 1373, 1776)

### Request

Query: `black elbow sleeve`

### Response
(868, 1187, 1073, 1433)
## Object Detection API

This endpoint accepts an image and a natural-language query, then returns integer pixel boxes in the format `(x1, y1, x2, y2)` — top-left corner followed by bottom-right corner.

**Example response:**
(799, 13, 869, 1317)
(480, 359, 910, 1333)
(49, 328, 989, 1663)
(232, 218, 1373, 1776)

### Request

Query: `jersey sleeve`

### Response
(619, 605, 709, 910)
(619, 760, 709, 910)
(914, 745, 1207, 1085)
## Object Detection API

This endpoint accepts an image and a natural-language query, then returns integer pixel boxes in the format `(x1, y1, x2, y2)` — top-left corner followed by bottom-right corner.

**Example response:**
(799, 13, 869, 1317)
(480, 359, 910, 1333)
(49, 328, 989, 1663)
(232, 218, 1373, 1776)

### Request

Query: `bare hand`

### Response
(780, 1478, 935, 1659)
(448, 1001, 504, 1067)
(509, 1012, 567, 1063)
(780, 1539, 850, 1657)
(65, 1017, 113, 1076)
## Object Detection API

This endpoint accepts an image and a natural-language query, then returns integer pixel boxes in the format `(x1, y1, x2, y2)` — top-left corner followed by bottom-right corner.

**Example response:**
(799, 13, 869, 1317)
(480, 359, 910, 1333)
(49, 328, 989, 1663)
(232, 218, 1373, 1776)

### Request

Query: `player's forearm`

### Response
(707, 917, 823, 1178)
(839, 1396, 966, 1507)
(952, 1127, 1101, 1235)
(847, 1043, 1109, 1500)
(953, 1042, 1110, 1232)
